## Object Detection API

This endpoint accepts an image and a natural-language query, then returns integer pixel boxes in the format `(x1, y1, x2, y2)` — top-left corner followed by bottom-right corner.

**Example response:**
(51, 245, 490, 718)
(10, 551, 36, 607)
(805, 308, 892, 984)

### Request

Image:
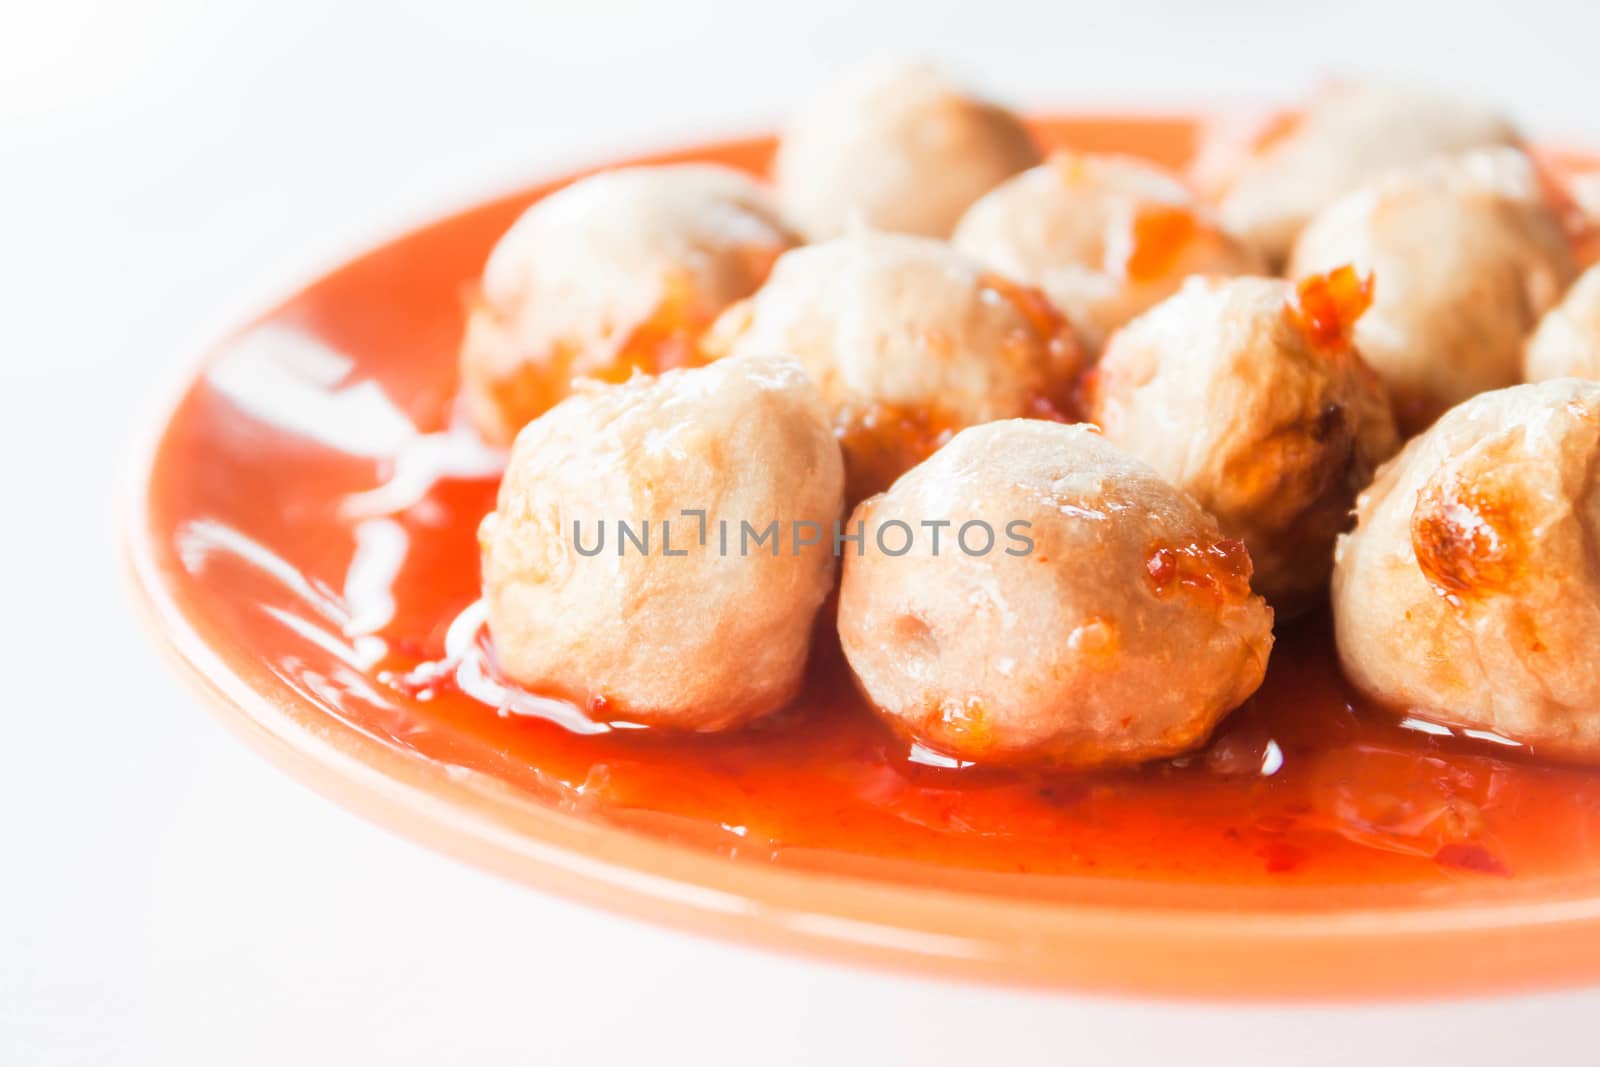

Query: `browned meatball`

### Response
(837, 420, 1274, 768)
(1289, 147, 1575, 435)
(1090, 272, 1400, 613)
(773, 57, 1039, 240)
(704, 231, 1082, 501)
(1193, 81, 1519, 264)
(954, 151, 1263, 353)
(461, 164, 798, 444)
(1332, 379, 1600, 761)
(480, 355, 844, 730)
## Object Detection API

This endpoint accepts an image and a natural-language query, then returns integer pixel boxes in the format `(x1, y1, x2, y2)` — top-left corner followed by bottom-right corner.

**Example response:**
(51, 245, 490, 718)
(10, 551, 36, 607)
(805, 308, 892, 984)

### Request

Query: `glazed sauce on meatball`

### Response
(833, 401, 961, 503)
(976, 272, 1083, 400)
(1288, 265, 1374, 352)
(143, 135, 1600, 896)
(605, 271, 712, 375)
(828, 275, 1080, 501)
(469, 270, 710, 433)
(1122, 204, 1200, 283)
(1144, 538, 1254, 602)
(1412, 480, 1521, 602)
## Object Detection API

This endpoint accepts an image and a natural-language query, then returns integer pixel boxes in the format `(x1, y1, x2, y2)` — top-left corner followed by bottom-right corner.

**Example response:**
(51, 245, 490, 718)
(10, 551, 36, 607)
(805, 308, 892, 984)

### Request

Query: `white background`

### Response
(6, 0, 1600, 1062)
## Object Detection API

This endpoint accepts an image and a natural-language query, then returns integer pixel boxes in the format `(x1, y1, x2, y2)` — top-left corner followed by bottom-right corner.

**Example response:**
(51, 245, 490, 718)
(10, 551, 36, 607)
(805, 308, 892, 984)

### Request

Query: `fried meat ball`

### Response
(1331, 379, 1600, 760)
(460, 164, 799, 444)
(479, 356, 844, 730)
(1525, 264, 1600, 382)
(952, 152, 1264, 352)
(1193, 82, 1519, 263)
(773, 57, 1040, 240)
(837, 420, 1274, 768)
(704, 232, 1082, 501)
(1089, 272, 1400, 613)
(1289, 147, 1575, 435)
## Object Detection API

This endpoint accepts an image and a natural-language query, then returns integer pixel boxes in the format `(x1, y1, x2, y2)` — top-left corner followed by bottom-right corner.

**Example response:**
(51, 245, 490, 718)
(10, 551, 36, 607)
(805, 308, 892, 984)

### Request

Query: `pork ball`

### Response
(704, 232, 1083, 501)
(953, 152, 1263, 352)
(480, 355, 844, 730)
(1089, 272, 1400, 613)
(1525, 263, 1600, 382)
(1331, 379, 1600, 760)
(1289, 147, 1575, 435)
(1193, 82, 1519, 263)
(773, 57, 1040, 240)
(837, 420, 1274, 768)
(460, 164, 799, 444)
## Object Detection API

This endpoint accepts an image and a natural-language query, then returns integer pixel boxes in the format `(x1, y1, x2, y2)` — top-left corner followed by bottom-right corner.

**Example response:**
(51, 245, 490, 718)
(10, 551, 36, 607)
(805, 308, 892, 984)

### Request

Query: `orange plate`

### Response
(124, 116, 1600, 1000)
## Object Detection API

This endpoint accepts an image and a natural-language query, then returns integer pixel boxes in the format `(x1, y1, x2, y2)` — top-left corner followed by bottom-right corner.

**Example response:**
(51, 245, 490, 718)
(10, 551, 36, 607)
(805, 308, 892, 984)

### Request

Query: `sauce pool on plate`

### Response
(148, 331, 1600, 895)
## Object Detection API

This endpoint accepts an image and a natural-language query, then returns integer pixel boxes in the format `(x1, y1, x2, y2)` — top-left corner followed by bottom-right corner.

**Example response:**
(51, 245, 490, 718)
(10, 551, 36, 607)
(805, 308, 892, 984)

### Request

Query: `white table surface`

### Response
(7, 0, 1600, 1062)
